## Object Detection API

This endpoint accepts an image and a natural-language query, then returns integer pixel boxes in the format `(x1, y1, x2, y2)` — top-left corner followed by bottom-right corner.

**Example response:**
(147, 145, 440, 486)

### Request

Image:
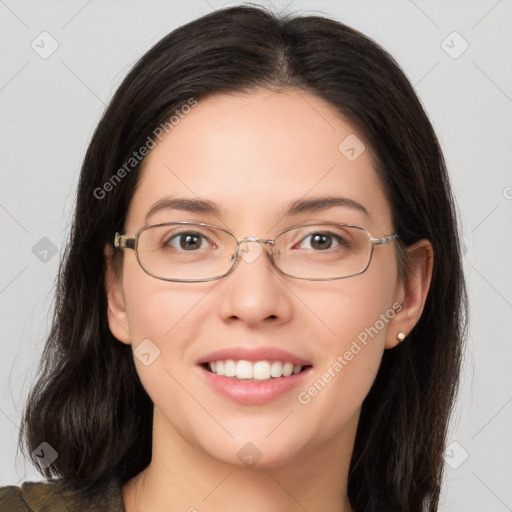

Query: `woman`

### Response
(0, 4, 466, 511)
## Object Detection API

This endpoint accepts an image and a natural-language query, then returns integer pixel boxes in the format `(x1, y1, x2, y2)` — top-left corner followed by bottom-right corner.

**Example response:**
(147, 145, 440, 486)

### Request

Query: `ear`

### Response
(385, 239, 434, 349)
(104, 245, 131, 344)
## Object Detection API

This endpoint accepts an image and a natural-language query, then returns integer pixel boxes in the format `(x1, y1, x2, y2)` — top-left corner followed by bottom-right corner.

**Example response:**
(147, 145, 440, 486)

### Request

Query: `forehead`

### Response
(125, 88, 392, 234)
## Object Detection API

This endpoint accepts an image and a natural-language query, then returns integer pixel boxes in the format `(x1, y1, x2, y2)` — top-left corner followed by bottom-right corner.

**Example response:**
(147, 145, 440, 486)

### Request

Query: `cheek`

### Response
(295, 266, 398, 423)
(120, 258, 208, 382)
(121, 252, 205, 340)
(303, 259, 398, 354)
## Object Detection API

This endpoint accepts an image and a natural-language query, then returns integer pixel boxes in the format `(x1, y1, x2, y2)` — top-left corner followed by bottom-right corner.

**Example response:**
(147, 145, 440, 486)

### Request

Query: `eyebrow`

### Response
(144, 195, 369, 223)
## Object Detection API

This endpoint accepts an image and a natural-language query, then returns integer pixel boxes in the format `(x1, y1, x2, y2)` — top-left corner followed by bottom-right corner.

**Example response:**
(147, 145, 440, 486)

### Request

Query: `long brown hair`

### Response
(19, 5, 467, 511)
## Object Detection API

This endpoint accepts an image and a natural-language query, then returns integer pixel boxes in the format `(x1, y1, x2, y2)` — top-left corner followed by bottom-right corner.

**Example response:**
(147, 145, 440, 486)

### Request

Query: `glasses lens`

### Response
(274, 224, 371, 279)
(135, 222, 372, 281)
(136, 223, 236, 281)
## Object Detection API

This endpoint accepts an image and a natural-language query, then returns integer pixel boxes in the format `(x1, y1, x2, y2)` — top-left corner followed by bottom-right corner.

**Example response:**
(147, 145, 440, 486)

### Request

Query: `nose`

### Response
(216, 240, 293, 326)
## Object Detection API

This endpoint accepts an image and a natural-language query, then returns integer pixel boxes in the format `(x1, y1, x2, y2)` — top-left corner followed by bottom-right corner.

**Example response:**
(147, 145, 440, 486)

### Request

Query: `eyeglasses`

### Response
(114, 221, 398, 282)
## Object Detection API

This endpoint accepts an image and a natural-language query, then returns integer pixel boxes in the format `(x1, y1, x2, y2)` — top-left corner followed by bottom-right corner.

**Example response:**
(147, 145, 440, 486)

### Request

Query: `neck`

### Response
(123, 408, 358, 512)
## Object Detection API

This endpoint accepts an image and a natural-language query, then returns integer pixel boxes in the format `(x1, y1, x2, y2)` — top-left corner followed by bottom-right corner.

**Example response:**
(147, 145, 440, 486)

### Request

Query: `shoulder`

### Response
(0, 475, 125, 512)
(0, 483, 30, 511)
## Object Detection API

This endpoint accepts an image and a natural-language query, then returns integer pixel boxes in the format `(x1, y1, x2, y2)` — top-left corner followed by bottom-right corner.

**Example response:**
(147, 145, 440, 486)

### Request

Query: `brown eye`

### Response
(297, 232, 348, 251)
(165, 231, 208, 251)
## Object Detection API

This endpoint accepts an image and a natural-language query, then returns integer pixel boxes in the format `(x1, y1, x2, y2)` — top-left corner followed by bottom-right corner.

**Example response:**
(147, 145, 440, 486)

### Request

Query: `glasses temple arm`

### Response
(114, 233, 136, 250)
(371, 234, 399, 246)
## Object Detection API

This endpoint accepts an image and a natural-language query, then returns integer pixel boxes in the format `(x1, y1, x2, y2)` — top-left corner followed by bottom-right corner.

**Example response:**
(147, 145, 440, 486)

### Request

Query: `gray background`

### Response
(1, 0, 511, 510)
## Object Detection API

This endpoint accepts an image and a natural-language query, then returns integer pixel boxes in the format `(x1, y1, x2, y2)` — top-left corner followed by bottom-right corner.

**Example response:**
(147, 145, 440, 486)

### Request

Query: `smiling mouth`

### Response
(201, 360, 312, 381)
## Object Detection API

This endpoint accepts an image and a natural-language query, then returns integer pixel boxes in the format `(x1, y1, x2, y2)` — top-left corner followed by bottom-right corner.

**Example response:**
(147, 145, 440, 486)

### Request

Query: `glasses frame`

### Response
(114, 221, 399, 282)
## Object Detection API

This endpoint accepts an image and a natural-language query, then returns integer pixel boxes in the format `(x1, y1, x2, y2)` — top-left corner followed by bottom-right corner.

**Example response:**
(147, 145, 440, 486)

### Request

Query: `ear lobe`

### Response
(385, 239, 434, 349)
(104, 245, 131, 344)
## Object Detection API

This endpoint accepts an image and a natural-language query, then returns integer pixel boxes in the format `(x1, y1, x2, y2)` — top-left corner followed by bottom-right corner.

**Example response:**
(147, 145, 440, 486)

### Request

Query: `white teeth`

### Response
(282, 362, 294, 377)
(270, 360, 282, 377)
(207, 359, 305, 380)
(236, 360, 253, 379)
(224, 359, 236, 377)
(253, 361, 270, 380)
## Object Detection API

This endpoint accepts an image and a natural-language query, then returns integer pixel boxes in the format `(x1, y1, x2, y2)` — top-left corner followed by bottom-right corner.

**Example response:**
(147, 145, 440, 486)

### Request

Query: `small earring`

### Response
(397, 332, 406, 342)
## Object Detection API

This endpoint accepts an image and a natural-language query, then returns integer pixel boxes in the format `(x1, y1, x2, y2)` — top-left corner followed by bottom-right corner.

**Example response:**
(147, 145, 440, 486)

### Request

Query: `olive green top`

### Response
(0, 475, 125, 511)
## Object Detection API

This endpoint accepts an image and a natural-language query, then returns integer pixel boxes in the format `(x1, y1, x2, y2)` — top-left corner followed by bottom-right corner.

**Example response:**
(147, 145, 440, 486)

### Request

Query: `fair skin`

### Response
(105, 88, 433, 512)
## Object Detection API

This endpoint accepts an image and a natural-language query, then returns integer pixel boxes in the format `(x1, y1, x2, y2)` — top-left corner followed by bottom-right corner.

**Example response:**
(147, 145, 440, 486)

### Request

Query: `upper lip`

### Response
(197, 346, 312, 366)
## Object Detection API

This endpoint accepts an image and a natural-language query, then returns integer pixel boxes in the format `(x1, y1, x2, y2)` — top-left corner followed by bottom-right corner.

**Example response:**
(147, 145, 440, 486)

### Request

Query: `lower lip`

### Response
(199, 365, 312, 405)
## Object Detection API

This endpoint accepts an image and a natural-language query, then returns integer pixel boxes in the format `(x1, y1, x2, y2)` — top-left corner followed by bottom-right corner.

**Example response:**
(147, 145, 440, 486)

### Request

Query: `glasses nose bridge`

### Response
(232, 236, 276, 261)
(237, 235, 275, 246)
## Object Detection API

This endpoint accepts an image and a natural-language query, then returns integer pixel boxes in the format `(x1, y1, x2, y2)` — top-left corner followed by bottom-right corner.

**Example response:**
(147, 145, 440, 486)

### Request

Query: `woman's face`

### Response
(107, 88, 408, 468)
